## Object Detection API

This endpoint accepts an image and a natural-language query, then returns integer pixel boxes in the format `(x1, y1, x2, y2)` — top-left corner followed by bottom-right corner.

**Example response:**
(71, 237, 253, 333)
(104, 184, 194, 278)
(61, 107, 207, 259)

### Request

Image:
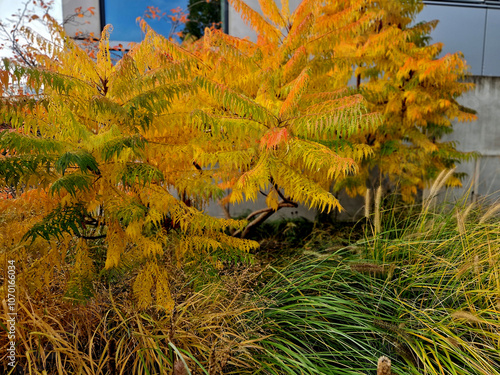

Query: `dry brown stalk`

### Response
(377, 356, 392, 375)
(365, 188, 371, 218)
(423, 168, 456, 212)
(374, 186, 382, 233)
(451, 310, 484, 325)
(350, 263, 386, 275)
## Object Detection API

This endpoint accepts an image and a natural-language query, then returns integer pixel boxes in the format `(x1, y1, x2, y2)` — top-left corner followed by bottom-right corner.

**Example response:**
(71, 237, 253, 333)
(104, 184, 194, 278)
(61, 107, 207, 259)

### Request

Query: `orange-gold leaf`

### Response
(260, 127, 289, 149)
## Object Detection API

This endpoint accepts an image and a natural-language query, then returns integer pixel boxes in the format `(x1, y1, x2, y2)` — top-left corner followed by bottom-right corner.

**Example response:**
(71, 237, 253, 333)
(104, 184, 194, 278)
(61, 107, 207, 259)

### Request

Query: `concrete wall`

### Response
(437, 76, 500, 204)
(406, 2, 500, 203)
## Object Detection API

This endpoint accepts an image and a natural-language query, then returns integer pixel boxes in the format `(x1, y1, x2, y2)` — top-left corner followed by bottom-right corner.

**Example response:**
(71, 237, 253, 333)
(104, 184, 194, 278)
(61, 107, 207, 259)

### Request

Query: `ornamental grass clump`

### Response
(0, 241, 264, 374)
(249, 196, 500, 375)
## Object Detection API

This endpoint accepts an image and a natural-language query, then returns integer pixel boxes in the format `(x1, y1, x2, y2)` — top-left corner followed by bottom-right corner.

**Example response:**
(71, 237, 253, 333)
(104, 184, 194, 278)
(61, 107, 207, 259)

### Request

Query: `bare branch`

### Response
(232, 200, 297, 238)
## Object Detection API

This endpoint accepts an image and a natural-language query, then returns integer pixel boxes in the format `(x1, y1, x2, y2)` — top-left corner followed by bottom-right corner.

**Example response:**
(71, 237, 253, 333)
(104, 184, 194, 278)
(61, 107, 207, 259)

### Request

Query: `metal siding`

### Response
(483, 8, 500, 76)
(416, 4, 486, 76)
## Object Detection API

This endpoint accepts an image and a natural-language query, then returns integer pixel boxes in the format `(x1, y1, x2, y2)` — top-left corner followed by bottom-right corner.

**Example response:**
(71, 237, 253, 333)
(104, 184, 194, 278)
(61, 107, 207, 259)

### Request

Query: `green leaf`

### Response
(0, 154, 55, 187)
(23, 203, 87, 242)
(380, 140, 399, 156)
(119, 162, 164, 186)
(0, 130, 66, 154)
(50, 173, 93, 196)
(101, 135, 146, 161)
(55, 150, 100, 175)
(113, 200, 148, 226)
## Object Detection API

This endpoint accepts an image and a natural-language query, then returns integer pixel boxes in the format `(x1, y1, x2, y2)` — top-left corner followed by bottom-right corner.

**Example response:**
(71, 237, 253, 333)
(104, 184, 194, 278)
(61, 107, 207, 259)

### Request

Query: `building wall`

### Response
(222, 0, 375, 221)
(438, 76, 500, 203)
(227, 1, 500, 77)
(62, 0, 102, 38)
(228, 0, 301, 41)
(416, 3, 500, 204)
(225, 0, 500, 216)
(59, 1, 500, 221)
(417, 2, 500, 77)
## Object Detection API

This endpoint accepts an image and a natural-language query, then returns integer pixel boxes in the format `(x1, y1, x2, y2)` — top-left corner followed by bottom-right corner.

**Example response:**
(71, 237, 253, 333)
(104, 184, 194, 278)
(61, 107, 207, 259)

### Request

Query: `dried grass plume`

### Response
(365, 188, 371, 218)
(374, 186, 382, 233)
(479, 201, 500, 224)
(377, 356, 392, 375)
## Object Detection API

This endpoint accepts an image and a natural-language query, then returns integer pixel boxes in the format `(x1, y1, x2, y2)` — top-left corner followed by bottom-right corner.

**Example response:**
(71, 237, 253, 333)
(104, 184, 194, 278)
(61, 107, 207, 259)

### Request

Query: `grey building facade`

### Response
(416, 1, 500, 203)
(224, 0, 500, 215)
(63, 0, 500, 221)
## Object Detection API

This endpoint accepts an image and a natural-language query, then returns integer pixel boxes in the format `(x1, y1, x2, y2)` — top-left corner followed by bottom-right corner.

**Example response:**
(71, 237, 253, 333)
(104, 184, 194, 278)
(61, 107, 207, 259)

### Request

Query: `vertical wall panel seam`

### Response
(481, 8, 488, 75)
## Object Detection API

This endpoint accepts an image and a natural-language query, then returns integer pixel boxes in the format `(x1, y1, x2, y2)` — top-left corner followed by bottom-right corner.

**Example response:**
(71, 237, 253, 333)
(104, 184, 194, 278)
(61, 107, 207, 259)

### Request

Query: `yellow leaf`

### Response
(266, 188, 280, 211)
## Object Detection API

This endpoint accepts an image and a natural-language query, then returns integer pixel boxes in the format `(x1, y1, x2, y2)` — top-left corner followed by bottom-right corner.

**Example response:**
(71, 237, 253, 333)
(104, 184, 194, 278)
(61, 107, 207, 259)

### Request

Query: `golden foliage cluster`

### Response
(0, 0, 474, 310)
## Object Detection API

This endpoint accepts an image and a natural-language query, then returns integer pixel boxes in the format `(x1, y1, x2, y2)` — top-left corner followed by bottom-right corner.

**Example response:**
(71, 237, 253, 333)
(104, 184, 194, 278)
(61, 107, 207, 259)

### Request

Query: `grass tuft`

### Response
(1, 192, 499, 374)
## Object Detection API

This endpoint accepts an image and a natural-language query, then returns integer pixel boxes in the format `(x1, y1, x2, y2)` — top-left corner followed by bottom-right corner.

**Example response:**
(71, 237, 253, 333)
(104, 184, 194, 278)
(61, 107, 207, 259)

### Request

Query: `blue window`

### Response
(102, 0, 189, 43)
